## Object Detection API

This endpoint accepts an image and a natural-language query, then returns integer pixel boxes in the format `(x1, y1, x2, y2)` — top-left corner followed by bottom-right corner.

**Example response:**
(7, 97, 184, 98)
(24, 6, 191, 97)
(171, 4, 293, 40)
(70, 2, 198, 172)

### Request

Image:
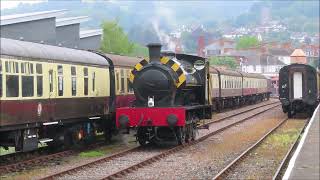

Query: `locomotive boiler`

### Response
(116, 44, 212, 145)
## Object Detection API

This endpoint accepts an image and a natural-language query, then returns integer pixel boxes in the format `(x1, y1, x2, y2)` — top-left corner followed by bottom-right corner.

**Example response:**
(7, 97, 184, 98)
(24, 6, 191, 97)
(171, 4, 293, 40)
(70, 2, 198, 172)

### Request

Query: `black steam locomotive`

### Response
(279, 63, 320, 118)
(116, 44, 212, 145)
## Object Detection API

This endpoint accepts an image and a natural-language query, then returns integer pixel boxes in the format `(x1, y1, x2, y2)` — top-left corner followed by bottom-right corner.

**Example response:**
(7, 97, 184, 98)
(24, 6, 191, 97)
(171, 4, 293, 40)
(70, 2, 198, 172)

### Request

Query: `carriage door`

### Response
(293, 72, 303, 99)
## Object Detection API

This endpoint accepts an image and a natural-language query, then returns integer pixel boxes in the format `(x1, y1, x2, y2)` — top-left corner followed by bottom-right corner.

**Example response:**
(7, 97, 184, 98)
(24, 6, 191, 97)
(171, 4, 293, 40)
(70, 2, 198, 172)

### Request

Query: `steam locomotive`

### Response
(116, 44, 212, 145)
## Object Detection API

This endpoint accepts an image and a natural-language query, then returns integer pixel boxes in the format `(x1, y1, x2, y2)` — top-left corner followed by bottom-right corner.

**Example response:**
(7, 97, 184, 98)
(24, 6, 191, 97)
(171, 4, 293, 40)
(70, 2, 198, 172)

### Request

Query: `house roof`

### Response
(227, 50, 261, 65)
(260, 54, 286, 65)
(205, 39, 235, 50)
(267, 48, 293, 56)
(56, 16, 89, 27)
(291, 49, 306, 57)
(80, 29, 103, 38)
(0, 10, 66, 26)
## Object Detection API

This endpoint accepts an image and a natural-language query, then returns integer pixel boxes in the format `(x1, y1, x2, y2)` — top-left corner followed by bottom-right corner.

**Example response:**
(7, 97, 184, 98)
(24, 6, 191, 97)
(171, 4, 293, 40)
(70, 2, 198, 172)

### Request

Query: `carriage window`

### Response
(6, 75, 19, 97)
(5, 62, 10, 73)
(29, 63, 33, 74)
(127, 70, 133, 93)
(120, 69, 125, 93)
(21, 63, 25, 73)
(84, 67, 88, 95)
(22, 76, 34, 97)
(116, 70, 120, 92)
(92, 72, 95, 92)
(15, 62, 19, 73)
(36, 64, 43, 97)
(49, 70, 53, 93)
(71, 66, 76, 96)
(36, 64, 42, 74)
(58, 65, 63, 96)
(0, 60, 2, 97)
(37, 76, 43, 97)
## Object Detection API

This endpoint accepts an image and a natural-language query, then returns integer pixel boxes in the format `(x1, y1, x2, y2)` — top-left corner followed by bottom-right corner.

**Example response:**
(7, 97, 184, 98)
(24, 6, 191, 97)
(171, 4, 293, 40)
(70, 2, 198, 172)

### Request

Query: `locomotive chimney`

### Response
(147, 43, 162, 62)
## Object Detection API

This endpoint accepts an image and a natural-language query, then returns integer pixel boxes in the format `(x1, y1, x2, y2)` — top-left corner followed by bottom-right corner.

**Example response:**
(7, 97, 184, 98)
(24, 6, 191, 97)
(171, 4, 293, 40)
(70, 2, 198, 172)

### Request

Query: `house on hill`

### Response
(204, 38, 236, 57)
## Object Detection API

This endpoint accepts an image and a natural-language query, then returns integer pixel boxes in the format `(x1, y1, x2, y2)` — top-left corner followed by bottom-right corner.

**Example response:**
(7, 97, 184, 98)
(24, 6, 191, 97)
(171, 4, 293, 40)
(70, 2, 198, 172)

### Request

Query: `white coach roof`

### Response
(0, 38, 109, 66)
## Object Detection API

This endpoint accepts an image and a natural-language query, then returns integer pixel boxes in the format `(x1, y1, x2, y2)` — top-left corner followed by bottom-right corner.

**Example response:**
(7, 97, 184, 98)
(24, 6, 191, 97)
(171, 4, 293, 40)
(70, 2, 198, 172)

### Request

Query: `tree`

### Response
(209, 56, 238, 70)
(181, 31, 197, 54)
(128, 43, 149, 58)
(100, 20, 134, 55)
(236, 36, 259, 49)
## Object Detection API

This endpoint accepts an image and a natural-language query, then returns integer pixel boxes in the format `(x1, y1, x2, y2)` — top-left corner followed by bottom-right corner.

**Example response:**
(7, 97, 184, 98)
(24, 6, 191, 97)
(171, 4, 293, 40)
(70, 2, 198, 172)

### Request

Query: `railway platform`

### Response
(283, 104, 320, 180)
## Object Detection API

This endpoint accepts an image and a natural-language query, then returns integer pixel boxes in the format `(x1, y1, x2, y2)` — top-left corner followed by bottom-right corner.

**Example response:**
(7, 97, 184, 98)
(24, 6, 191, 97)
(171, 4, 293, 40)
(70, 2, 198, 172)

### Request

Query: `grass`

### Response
(263, 127, 301, 148)
(79, 150, 104, 158)
(0, 147, 15, 156)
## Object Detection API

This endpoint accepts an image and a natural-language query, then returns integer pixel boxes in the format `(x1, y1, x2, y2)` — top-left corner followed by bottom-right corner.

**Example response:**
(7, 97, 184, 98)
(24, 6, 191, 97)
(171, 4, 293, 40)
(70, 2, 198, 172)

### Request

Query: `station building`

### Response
(0, 9, 102, 50)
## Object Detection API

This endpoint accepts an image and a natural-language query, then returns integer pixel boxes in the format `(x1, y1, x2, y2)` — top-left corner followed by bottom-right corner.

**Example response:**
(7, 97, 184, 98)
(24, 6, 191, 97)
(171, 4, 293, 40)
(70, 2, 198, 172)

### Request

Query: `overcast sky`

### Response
(0, 0, 47, 9)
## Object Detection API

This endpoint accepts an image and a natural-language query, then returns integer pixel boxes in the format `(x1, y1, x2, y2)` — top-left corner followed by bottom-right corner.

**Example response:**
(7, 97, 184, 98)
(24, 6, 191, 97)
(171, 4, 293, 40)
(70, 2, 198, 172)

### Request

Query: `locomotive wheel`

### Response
(137, 128, 148, 146)
(176, 127, 184, 145)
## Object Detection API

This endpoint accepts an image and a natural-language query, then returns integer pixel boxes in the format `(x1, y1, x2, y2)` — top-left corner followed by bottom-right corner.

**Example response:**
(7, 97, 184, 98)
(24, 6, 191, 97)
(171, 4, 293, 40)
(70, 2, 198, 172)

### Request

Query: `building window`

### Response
(71, 66, 76, 96)
(58, 65, 63, 96)
(84, 67, 88, 95)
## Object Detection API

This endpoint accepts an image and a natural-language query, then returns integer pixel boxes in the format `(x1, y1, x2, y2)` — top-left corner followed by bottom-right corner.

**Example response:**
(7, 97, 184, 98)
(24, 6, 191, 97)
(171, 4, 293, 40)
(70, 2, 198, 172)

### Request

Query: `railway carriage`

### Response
(279, 63, 320, 117)
(108, 54, 142, 108)
(241, 73, 270, 103)
(210, 68, 243, 110)
(0, 38, 115, 152)
(209, 68, 271, 111)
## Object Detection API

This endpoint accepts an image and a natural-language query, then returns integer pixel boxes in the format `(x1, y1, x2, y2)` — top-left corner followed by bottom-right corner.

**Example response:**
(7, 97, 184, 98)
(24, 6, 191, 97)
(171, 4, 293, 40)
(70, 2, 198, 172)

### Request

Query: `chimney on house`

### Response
(290, 49, 307, 64)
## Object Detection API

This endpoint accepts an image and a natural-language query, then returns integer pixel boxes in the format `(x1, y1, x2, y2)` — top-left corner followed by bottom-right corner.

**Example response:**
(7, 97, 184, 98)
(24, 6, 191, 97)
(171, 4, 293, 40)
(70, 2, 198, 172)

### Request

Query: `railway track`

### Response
(0, 101, 277, 177)
(213, 117, 288, 180)
(0, 141, 104, 175)
(199, 101, 279, 128)
(40, 102, 280, 180)
(272, 118, 310, 180)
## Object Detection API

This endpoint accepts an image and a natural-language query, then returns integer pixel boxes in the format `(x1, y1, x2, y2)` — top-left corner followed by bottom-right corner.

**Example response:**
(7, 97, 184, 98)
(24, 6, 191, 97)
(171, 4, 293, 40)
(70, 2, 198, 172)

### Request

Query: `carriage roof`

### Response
(0, 38, 109, 66)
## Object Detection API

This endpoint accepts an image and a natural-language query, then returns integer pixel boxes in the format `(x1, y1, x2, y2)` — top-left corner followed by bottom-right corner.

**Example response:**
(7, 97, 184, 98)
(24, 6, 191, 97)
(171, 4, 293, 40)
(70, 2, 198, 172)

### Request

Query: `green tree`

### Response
(236, 36, 259, 49)
(209, 56, 238, 70)
(181, 31, 197, 54)
(100, 20, 134, 55)
(128, 43, 149, 58)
